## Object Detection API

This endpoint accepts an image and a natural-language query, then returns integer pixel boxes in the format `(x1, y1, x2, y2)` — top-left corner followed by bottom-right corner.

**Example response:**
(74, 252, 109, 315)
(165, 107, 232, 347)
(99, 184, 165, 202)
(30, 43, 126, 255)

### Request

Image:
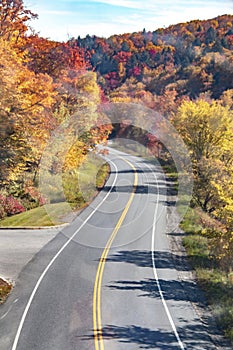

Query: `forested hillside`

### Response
(0, 2, 233, 338)
(69, 14, 233, 99)
(0, 1, 232, 261)
(0, 0, 111, 219)
(64, 15, 233, 273)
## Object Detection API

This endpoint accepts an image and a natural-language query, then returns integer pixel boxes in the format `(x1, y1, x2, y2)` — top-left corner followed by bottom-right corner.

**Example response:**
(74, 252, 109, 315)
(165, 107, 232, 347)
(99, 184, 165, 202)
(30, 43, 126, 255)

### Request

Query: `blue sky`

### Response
(25, 0, 233, 41)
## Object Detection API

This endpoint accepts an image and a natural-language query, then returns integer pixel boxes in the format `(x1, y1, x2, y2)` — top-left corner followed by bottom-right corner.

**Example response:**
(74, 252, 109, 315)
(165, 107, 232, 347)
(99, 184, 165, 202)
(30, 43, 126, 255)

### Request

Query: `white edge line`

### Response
(11, 158, 118, 350)
(147, 162, 185, 350)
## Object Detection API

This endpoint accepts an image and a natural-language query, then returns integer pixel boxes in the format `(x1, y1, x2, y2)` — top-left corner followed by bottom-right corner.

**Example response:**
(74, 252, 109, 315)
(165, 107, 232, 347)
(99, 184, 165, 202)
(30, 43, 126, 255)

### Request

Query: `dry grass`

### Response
(0, 278, 13, 304)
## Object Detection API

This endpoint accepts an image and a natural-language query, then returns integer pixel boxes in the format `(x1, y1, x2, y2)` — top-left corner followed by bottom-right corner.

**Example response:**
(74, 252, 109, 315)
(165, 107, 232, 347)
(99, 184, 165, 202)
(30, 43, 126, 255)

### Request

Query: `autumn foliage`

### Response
(0, 0, 112, 216)
(0, 1, 232, 272)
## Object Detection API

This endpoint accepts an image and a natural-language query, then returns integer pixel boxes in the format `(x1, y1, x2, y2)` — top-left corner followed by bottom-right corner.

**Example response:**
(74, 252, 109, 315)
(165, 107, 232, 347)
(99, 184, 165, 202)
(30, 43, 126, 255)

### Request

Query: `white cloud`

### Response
(25, 0, 233, 41)
(86, 0, 142, 10)
(89, 0, 233, 12)
(38, 10, 79, 16)
(33, 22, 129, 41)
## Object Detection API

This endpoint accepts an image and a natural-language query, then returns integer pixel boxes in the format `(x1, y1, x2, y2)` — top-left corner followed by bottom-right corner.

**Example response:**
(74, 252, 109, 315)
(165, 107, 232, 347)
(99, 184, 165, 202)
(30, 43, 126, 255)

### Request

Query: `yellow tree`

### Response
(40, 71, 112, 206)
(171, 99, 233, 269)
(54, 70, 110, 174)
(0, 38, 56, 188)
(171, 99, 233, 213)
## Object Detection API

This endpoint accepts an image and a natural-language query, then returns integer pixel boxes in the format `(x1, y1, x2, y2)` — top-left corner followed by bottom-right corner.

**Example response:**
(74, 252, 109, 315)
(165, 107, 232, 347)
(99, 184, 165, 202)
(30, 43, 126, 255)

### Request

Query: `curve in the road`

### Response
(93, 153, 186, 350)
(11, 160, 119, 350)
(10, 151, 191, 350)
(149, 161, 185, 350)
(93, 158, 138, 350)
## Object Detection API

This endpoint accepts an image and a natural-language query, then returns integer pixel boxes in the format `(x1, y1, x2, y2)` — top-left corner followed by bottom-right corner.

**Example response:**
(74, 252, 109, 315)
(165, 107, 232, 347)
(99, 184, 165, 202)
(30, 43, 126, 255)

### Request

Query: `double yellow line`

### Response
(93, 158, 138, 350)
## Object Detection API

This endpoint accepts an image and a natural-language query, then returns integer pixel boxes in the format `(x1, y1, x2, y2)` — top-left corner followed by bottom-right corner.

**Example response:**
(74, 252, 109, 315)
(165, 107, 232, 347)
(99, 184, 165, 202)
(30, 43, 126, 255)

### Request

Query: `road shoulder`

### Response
(0, 227, 63, 283)
(167, 202, 232, 350)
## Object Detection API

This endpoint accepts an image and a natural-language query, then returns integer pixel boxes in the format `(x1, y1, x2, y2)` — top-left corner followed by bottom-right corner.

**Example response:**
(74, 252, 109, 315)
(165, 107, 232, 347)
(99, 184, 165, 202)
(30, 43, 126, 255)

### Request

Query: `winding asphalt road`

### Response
(0, 149, 228, 350)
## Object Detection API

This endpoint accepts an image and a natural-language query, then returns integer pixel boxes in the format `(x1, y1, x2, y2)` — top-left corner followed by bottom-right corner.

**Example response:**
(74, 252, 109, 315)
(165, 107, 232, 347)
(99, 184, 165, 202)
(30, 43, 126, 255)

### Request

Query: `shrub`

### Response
(0, 191, 25, 218)
(23, 186, 47, 209)
(0, 194, 7, 219)
(0, 203, 7, 219)
(4, 196, 25, 216)
(0, 278, 12, 303)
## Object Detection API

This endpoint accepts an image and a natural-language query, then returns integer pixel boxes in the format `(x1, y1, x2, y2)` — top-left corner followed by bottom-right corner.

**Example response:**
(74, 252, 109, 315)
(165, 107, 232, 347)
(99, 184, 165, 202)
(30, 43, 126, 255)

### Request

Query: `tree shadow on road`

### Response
(81, 322, 218, 349)
(100, 322, 218, 349)
(79, 248, 231, 349)
(107, 278, 204, 305)
(101, 324, 180, 349)
(106, 249, 190, 272)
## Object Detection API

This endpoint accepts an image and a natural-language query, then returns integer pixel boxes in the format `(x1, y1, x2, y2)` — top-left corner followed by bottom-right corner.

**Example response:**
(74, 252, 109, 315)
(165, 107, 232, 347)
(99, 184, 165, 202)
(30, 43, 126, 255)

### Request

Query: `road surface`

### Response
(0, 149, 229, 350)
(0, 228, 62, 282)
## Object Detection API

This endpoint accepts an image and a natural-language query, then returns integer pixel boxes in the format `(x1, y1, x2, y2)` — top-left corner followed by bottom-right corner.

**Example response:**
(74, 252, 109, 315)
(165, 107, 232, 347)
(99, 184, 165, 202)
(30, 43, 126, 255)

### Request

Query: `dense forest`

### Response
(0, 0, 113, 218)
(71, 14, 233, 99)
(0, 1, 232, 254)
(0, 3, 232, 235)
(0, 2, 233, 332)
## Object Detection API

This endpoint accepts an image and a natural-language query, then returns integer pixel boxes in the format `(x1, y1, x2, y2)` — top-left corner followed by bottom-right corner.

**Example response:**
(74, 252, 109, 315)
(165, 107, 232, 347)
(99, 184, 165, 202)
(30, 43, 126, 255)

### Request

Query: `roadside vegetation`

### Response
(161, 157, 233, 343)
(0, 203, 70, 227)
(0, 1, 232, 337)
(166, 99, 233, 343)
(181, 208, 233, 342)
(0, 278, 13, 304)
(0, 158, 110, 227)
(0, 1, 112, 225)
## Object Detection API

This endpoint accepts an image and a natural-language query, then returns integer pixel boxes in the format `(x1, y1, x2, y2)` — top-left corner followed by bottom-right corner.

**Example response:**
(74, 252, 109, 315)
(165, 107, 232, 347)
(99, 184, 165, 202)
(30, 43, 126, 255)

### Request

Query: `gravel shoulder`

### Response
(166, 201, 232, 350)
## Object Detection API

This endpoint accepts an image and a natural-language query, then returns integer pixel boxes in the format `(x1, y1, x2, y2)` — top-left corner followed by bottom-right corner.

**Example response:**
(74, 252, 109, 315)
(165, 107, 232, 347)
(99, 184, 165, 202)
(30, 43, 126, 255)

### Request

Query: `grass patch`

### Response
(181, 207, 233, 344)
(0, 153, 110, 227)
(65, 154, 110, 204)
(96, 163, 110, 189)
(0, 278, 13, 304)
(180, 207, 202, 234)
(183, 234, 214, 269)
(0, 202, 71, 227)
(196, 268, 233, 341)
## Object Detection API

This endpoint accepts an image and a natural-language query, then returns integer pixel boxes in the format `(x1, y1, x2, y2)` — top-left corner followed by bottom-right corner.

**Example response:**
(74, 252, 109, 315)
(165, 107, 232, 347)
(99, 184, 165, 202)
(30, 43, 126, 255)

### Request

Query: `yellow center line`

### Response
(93, 157, 138, 350)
